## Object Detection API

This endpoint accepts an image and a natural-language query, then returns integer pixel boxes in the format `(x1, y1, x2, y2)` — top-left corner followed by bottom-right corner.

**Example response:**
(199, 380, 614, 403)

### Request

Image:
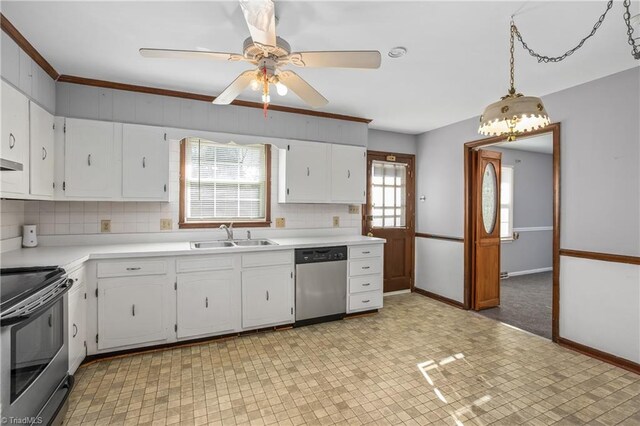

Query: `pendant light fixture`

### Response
(478, 21, 550, 141)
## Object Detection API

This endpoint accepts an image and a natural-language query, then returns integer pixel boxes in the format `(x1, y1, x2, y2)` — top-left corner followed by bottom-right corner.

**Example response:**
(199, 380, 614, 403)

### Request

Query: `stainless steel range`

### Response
(1, 267, 74, 426)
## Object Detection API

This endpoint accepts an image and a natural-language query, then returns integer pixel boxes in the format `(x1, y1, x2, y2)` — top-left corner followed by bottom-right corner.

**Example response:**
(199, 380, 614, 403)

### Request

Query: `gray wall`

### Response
(414, 66, 640, 362)
(56, 82, 368, 147)
(492, 147, 553, 275)
(367, 129, 417, 155)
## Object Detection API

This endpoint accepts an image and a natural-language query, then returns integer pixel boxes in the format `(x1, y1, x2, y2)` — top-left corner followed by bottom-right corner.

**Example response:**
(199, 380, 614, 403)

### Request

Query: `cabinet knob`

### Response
(42, 147, 47, 160)
(73, 323, 78, 337)
(205, 297, 209, 308)
(362, 300, 370, 304)
(9, 133, 15, 149)
(87, 154, 92, 166)
(126, 267, 141, 271)
(347, 170, 351, 178)
(266, 290, 269, 301)
(306, 167, 310, 177)
(142, 157, 146, 168)
(132, 305, 135, 316)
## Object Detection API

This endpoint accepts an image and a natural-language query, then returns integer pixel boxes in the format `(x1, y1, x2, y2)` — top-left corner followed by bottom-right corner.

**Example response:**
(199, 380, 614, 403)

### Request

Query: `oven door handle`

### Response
(0, 278, 72, 327)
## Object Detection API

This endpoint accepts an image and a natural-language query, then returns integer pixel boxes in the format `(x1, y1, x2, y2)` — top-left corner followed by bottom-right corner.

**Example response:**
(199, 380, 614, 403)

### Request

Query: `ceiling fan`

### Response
(139, 0, 381, 112)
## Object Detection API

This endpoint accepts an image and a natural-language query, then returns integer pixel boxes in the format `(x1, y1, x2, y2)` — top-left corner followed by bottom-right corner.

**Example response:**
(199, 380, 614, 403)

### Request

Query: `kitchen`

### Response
(1, 1, 640, 425)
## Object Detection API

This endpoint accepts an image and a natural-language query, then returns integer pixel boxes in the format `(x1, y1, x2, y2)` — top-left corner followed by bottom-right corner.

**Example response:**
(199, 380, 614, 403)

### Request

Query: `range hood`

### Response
(0, 158, 24, 171)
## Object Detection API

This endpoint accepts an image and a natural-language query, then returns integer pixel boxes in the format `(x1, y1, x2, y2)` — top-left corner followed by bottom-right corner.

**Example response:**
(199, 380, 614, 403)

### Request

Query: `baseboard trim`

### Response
(412, 287, 465, 309)
(384, 289, 411, 297)
(558, 337, 640, 375)
(506, 267, 553, 277)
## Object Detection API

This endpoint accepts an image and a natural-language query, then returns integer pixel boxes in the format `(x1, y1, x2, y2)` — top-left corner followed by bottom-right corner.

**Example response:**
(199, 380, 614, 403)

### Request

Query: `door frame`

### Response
(362, 150, 416, 291)
(463, 123, 561, 342)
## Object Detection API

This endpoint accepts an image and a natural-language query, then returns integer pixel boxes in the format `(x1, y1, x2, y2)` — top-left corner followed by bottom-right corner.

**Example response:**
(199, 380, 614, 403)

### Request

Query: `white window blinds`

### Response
(185, 138, 267, 222)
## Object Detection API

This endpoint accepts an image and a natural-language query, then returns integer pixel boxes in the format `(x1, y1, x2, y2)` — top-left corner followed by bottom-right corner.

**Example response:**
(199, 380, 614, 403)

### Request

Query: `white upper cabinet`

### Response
(278, 141, 330, 203)
(18, 50, 33, 97)
(1, 81, 30, 195)
(330, 144, 366, 203)
(64, 118, 115, 198)
(29, 102, 55, 198)
(122, 124, 169, 200)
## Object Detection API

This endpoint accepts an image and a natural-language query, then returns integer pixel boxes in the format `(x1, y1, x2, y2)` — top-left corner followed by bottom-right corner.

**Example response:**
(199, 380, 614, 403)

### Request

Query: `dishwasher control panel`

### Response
(295, 246, 348, 264)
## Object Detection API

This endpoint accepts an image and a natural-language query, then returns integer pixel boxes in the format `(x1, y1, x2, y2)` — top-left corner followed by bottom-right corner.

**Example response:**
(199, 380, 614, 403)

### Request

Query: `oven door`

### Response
(1, 281, 70, 421)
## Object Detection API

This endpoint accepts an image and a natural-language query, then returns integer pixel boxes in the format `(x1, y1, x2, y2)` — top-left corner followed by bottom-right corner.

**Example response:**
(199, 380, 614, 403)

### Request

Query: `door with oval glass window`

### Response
(473, 149, 502, 310)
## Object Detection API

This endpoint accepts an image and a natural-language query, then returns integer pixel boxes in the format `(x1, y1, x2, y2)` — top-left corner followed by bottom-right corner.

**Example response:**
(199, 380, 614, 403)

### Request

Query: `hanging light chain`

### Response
(512, 0, 614, 63)
(509, 21, 516, 94)
(623, 0, 640, 59)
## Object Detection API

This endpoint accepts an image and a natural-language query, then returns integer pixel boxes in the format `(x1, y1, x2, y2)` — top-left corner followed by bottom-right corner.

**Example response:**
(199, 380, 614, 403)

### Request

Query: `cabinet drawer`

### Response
(177, 255, 236, 273)
(348, 291, 383, 312)
(349, 244, 382, 259)
(349, 258, 382, 277)
(97, 260, 166, 278)
(242, 251, 293, 268)
(349, 275, 382, 294)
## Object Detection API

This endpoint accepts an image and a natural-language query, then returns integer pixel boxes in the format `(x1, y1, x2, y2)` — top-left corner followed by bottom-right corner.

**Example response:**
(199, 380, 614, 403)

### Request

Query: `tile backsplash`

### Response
(11, 141, 361, 237)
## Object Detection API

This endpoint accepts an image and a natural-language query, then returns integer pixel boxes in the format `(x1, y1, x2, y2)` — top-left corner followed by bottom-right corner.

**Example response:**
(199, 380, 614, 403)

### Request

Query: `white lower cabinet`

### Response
(68, 268, 86, 375)
(347, 244, 384, 313)
(97, 275, 169, 350)
(176, 270, 239, 339)
(242, 265, 294, 329)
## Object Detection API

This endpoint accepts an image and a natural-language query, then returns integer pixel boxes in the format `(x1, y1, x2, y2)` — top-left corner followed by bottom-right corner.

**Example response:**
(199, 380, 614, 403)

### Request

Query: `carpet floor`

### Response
(479, 271, 552, 339)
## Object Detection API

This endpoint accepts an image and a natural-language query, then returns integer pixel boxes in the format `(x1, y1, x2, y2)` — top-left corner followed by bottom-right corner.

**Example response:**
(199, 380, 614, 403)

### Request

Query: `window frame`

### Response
(179, 139, 271, 229)
(500, 165, 514, 241)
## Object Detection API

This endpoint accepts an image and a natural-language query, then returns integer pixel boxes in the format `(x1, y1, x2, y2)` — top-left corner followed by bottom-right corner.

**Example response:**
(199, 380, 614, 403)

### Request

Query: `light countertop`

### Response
(1, 235, 385, 271)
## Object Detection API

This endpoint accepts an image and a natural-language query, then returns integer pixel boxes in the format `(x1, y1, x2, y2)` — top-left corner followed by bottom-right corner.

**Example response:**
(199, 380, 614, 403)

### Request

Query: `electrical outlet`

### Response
(100, 220, 111, 233)
(348, 205, 360, 214)
(333, 216, 340, 227)
(275, 217, 286, 228)
(160, 219, 172, 231)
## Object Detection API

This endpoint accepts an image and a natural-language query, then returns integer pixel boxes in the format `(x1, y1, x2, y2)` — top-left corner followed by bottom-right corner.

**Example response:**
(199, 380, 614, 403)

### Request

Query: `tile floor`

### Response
(64, 294, 640, 425)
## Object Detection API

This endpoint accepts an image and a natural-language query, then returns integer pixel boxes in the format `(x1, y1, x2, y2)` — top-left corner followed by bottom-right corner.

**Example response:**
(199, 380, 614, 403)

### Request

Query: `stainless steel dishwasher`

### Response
(295, 246, 347, 326)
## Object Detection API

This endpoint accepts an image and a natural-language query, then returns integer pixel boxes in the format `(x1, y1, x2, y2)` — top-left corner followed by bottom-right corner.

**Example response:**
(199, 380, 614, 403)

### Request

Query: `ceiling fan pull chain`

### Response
(513, 0, 614, 63)
(623, 0, 640, 59)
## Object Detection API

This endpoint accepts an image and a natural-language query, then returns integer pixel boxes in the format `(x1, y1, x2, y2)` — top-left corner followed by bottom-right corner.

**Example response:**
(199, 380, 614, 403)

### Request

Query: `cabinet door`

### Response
(176, 270, 238, 339)
(331, 145, 366, 203)
(18, 50, 33, 97)
(64, 118, 114, 197)
(29, 102, 55, 197)
(122, 124, 169, 199)
(68, 281, 86, 374)
(1, 81, 29, 195)
(97, 276, 167, 350)
(242, 265, 294, 329)
(283, 142, 329, 202)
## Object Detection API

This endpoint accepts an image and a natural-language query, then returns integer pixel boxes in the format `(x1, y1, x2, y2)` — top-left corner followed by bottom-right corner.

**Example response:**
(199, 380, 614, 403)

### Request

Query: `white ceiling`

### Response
(494, 132, 553, 154)
(2, 1, 638, 134)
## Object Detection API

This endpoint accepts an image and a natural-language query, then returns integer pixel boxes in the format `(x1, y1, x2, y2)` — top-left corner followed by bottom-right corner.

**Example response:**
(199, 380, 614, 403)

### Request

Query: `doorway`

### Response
(363, 151, 415, 293)
(464, 124, 560, 342)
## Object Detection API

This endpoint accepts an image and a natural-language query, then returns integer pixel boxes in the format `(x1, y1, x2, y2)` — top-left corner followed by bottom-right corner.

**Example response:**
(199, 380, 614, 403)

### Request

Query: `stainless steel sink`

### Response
(190, 241, 235, 249)
(233, 239, 277, 246)
(190, 239, 277, 249)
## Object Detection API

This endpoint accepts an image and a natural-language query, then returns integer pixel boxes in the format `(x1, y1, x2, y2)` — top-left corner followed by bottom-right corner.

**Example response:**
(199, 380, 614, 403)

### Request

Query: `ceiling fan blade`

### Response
(285, 51, 382, 69)
(239, 0, 276, 47)
(212, 71, 257, 105)
(278, 70, 328, 108)
(140, 48, 245, 62)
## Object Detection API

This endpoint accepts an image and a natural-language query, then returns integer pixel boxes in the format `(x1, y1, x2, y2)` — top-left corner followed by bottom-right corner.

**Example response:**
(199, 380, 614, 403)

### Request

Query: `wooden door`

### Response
(363, 151, 415, 293)
(330, 144, 366, 203)
(473, 149, 502, 310)
(122, 124, 169, 200)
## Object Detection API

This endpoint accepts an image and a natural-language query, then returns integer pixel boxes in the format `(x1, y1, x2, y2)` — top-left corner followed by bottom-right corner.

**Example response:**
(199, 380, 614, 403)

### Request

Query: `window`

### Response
(180, 138, 270, 228)
(500, 165, 514, 240)
(371, 161, 407, 228)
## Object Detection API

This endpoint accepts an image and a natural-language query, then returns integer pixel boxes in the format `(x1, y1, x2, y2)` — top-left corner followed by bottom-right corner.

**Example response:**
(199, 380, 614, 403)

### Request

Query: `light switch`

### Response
(333, 216, 340, 227)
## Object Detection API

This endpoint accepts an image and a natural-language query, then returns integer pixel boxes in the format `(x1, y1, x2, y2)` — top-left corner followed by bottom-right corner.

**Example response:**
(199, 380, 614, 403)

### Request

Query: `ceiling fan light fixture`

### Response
(275, 81, 288, 96)
(250, 78, 261, 91)
(388, 46, 407, 58)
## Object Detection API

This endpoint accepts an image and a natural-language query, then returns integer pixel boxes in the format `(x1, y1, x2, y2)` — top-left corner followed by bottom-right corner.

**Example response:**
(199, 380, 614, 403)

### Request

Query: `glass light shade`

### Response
(275, 82, 288, 96)
(478, 95, 550, 140)
(262, 93, 271, 103)
(250, 79, 260, 91)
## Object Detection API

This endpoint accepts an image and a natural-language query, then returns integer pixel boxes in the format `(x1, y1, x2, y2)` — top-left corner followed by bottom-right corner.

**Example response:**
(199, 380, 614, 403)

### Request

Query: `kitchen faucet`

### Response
(220, 223, 234, 240)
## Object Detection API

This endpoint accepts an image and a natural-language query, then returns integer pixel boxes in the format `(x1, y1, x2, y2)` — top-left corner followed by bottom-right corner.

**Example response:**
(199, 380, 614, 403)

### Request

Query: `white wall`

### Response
(367, 129, 417, 155)
(414, 66, 640, 362)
